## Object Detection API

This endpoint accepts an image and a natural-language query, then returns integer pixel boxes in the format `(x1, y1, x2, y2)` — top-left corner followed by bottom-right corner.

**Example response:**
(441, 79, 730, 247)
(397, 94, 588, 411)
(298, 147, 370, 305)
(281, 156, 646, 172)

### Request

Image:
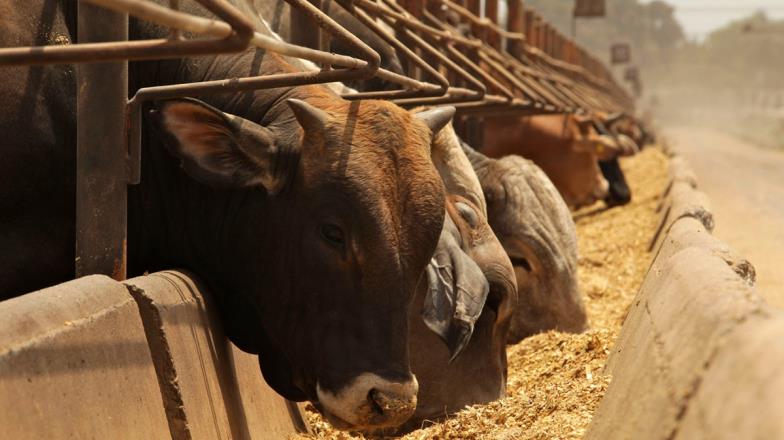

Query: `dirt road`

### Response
(664, 126, 784, 307)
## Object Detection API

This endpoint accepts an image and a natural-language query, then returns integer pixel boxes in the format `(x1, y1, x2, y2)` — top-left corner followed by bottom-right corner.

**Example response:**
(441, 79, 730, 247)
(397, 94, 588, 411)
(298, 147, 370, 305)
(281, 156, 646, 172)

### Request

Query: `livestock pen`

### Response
(2, 0, 779, 439)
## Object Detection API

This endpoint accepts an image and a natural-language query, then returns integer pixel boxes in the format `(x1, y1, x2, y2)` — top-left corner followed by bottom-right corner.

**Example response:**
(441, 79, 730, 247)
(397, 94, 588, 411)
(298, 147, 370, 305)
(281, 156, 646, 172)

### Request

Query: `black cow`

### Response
(0, 0, 462, 431)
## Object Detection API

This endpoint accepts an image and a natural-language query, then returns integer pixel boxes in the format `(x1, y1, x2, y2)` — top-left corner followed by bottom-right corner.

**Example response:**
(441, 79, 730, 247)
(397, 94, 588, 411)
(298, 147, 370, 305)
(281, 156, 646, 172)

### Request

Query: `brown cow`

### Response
(0, 0, 460, 431)
(590, 113, 641, 206)
(266, 27, 516, 429)
(481, 113, 630, 209)
(463, 144, 587, 342)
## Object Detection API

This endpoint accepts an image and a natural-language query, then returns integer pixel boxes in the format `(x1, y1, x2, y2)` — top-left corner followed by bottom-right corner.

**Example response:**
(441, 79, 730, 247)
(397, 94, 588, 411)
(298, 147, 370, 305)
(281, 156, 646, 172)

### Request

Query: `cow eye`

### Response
(455, 201, 478, 228)
(319, 224, 345, 247)
(510, 257, 532, 272)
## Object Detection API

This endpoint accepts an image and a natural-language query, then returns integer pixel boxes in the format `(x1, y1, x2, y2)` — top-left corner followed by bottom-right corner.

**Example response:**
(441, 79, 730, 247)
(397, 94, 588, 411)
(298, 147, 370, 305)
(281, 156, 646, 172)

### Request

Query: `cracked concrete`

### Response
(124, 271, 309, 440)
(0, 272, 309, 438)
(0, 276, 170, 439)
(127, 283, 191, 440)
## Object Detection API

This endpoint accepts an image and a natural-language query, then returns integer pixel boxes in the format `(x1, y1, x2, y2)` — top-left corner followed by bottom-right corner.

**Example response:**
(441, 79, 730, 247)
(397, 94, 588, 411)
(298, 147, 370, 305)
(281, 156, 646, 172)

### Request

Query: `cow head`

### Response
(589, 113, 640, 206)
(572, 113, 634, 160)
(463, 145, 587, 342)
(481, 113, 621, 209)
(149, 96, 455, 430)
(399, 121, 517, 430)
(541, 112, 636, 208)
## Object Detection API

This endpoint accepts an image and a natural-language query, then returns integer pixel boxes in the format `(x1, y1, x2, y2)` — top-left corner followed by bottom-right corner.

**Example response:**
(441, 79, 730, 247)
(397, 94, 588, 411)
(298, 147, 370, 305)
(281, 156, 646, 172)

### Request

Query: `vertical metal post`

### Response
(463, 0, 484, 150)
(465, 0, 482, 38)
(523, 9, 534, 43)
(485, 0, 500, 49)
(290, 0, 321, 50)
(506, 0, 524, 57)
(532, 14, 542, 50)
(543, 23, 551, 55)
(76, 2, 129, 280)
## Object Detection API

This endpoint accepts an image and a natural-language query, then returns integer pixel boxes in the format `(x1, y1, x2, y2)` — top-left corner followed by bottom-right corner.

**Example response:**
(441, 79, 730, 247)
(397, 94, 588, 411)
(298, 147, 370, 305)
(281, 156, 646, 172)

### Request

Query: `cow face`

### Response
(464, 147, 587, 342)
(150, 97, 455, 430)
(590, 114, 640, 206)
(399, 123, 517, 430)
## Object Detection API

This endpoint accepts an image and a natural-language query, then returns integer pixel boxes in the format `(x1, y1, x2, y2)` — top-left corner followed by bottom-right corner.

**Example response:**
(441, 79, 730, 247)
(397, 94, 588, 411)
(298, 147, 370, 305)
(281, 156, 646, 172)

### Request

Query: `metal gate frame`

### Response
(0, 0, 635, 282)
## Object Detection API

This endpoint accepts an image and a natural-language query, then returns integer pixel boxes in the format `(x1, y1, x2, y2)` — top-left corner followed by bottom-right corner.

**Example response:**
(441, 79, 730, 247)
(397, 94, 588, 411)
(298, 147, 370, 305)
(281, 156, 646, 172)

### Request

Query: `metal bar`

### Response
(351, 0, 481, 48)
(0, 2, 371, 70)
(75, 1, 128, 280)
(419, 11, 512, 99)
(380, 1, 482, 95)
(485, 0, 499, 50)
(0, 0, 254, 66)
(127, 67, 376, 183)
(290, 0, 321, 50)
(339, 0, 451, 100)
(506, 0, 525, 57)
(96, 0, 371, 70)
(123, 0, 391, 183)
(426, 1, 554, 105)
(444, 0, 524, 41)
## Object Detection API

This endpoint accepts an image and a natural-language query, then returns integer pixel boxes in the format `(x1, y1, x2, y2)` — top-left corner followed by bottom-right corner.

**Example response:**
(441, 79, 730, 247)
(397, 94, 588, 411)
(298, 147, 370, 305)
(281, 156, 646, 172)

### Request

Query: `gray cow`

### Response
(462, 145, 588, 342)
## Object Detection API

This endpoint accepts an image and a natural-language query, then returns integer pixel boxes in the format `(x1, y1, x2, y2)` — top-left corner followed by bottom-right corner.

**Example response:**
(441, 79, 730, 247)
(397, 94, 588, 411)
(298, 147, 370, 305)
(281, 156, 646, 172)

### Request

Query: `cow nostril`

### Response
(366, 387, 414, 424)
(367, 388, 385, 416)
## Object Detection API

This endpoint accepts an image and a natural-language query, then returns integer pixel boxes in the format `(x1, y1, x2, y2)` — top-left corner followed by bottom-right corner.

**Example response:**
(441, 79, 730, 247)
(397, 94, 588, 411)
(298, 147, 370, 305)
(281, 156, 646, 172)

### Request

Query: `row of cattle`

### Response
(0, 0, 650, 434)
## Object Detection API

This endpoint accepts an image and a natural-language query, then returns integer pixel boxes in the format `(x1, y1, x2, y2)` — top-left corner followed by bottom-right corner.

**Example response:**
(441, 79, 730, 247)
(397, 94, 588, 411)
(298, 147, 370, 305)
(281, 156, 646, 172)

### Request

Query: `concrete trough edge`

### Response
(0, 271, 310, 438)
(586, 152, 784, 439)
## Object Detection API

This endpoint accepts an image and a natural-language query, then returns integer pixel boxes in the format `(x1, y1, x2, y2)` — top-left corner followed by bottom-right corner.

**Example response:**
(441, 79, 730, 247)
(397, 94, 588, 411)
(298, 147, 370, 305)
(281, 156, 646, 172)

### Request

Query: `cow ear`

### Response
(149, 98, 292, 194)
(415, 106, 456, 137)
(422, 214, 489, 363)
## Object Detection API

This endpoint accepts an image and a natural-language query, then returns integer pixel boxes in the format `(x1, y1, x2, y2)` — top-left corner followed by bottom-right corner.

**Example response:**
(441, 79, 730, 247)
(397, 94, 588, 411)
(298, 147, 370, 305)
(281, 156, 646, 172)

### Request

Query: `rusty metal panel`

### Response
(611, 43, 632, 64)
(573, 0, 606, 18)
(624, 66, 639, 82)
(75, 2, 128, 280)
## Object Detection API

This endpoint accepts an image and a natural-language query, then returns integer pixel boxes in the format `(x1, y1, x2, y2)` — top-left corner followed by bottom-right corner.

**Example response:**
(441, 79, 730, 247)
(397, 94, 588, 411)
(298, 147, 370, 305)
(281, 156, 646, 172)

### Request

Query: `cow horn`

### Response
(287, 98, 329, 132)
(416, 106, 456, 136)
(459, 140, 489, 169)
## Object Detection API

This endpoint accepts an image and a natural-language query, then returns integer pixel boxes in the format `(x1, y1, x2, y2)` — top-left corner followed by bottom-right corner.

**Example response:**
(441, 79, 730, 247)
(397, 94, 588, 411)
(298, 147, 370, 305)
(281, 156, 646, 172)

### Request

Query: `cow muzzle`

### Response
(592, 177, 610, 202)
(316, 373, 418, 430)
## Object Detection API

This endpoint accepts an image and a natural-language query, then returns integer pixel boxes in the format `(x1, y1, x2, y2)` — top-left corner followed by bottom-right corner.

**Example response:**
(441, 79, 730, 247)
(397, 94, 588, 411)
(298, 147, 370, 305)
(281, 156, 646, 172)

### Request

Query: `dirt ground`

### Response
(295, 147, 670, 440)
(664, 126, 784, 308)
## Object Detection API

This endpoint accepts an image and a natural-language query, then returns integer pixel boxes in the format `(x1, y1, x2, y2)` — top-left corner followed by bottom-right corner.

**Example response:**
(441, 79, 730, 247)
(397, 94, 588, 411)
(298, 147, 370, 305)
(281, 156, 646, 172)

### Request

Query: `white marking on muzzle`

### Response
(316, 372, 418, 429)
(593, 177, 610, 200)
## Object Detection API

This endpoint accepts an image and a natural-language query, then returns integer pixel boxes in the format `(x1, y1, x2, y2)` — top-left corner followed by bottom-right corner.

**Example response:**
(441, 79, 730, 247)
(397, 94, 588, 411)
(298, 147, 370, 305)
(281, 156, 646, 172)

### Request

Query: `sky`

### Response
(644, 0, 784, 40)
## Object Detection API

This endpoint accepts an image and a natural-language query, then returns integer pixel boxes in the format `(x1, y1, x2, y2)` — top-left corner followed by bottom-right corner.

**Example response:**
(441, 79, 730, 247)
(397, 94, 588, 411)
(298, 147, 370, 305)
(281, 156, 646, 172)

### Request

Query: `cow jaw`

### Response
(315, 373, 418, 430)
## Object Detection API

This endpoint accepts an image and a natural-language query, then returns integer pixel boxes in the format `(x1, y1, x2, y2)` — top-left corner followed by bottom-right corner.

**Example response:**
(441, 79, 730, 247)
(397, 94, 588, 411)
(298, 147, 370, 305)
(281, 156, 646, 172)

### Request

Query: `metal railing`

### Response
(0, 0, 635, 281)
